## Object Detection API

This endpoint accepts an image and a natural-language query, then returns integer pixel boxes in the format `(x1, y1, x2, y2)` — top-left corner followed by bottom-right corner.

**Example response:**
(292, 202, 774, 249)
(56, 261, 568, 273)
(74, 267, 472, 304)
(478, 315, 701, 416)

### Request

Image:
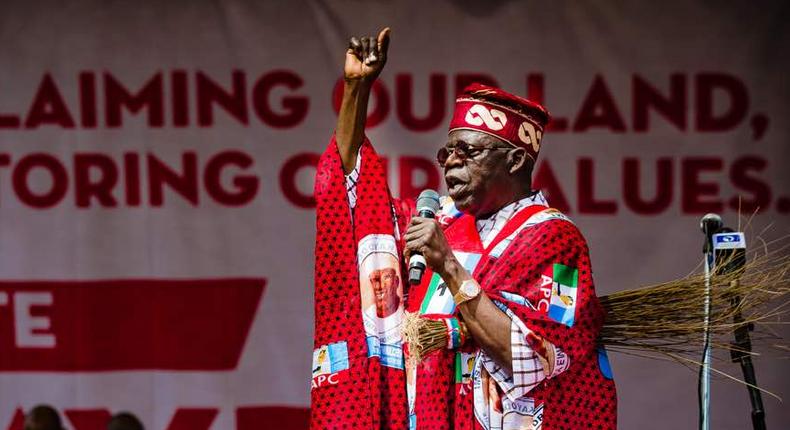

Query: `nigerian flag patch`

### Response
(546, 263, 579, 327)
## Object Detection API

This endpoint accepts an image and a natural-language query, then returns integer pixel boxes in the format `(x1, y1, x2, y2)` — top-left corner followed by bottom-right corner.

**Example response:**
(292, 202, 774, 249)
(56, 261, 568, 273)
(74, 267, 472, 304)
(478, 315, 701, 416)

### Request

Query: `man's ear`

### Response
(507, 147, 529, 175)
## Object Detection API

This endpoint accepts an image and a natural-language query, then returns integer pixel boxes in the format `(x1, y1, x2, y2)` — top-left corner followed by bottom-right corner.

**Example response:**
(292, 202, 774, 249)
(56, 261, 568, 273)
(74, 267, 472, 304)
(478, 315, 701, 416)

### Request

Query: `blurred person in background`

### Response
(24, 405, 64, 430)
(107, 412, 144, 430)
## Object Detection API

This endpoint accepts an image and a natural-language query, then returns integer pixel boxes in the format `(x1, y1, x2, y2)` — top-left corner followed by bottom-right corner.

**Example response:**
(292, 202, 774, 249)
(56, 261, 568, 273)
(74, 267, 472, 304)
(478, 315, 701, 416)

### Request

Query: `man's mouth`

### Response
(445, 175, 468, 195)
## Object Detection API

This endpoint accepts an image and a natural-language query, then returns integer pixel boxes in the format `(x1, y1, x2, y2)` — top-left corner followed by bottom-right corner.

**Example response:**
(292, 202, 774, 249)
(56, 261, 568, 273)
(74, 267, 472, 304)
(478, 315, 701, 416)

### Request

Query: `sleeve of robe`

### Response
(342, 139, 415, 235)
(312, 135, 415, 429)
(480, 218, 605, 401)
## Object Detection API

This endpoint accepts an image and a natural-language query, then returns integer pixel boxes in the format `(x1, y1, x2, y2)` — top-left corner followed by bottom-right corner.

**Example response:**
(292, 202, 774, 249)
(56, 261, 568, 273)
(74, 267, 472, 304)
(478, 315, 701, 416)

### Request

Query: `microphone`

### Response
(700, 213, 723, 254)
(700, 213, 723, 234)
(408, 189, 441, 285)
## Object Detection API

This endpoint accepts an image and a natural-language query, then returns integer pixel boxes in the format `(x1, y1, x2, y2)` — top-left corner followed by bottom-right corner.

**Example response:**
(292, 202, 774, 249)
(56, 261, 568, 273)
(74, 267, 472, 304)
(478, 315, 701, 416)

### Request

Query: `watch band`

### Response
(452, 290, 467, 306)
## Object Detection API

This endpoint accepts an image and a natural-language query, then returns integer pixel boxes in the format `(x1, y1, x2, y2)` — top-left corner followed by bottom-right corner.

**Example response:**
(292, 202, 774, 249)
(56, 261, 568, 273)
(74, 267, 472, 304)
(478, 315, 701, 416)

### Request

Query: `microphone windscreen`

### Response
(700, 213, 723, 233)
(416, 189, 440, 216)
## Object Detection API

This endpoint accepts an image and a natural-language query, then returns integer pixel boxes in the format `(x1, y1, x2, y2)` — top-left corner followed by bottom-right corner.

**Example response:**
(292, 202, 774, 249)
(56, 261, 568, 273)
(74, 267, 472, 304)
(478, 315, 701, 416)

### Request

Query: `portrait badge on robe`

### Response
(358, 234, 405, 369)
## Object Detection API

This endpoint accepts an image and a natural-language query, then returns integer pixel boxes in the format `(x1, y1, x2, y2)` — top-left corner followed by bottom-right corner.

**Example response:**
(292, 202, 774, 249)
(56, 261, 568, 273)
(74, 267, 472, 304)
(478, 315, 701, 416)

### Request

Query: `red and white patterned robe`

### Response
(313, 137, 617, 429)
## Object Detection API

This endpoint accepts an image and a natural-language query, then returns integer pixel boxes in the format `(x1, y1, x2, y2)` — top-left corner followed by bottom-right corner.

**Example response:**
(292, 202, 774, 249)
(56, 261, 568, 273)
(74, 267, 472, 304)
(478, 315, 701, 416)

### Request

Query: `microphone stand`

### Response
(716, 228, 767, 430)
(698, 217, 719, 430)
(729, 281, 767, 430)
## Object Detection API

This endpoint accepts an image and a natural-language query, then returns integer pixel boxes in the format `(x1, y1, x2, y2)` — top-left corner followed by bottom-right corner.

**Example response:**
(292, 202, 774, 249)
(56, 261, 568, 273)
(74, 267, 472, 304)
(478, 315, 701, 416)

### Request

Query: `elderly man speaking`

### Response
(311, 27, 617, 430)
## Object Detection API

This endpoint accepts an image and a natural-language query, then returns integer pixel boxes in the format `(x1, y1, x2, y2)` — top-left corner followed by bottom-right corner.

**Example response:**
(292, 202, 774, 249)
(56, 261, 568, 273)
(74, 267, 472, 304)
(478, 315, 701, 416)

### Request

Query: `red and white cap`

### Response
(449, 83, 550, 160)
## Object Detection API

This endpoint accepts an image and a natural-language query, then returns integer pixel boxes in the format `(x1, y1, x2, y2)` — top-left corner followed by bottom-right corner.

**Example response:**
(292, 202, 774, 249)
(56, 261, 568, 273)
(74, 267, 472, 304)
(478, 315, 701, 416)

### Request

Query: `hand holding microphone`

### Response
(403, 190, 443, 285)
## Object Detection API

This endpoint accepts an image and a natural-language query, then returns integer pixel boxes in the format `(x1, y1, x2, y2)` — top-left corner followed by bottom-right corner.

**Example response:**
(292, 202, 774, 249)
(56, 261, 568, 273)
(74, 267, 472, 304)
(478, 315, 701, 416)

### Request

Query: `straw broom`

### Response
(599, 237, 790, 364)
(403, 235, 790, 390)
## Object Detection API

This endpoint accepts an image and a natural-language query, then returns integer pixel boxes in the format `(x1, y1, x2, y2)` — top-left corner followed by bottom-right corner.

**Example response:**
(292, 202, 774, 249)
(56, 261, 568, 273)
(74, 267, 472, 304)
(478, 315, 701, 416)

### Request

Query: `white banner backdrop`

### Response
(0, 1, 788, 429)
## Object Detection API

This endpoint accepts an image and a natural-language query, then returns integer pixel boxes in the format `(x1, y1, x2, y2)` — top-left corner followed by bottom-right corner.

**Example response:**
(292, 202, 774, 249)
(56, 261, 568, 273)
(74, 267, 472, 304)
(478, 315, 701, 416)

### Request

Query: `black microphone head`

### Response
(416, 189, 440, 216)
(700, 213, 723, 234)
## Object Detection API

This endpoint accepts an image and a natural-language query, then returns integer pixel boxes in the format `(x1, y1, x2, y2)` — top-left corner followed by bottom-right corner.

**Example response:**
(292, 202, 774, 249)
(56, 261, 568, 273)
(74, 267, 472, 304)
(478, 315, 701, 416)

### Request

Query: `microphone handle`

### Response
(408, 255, 427, 285)
(408, 209, 436, 285)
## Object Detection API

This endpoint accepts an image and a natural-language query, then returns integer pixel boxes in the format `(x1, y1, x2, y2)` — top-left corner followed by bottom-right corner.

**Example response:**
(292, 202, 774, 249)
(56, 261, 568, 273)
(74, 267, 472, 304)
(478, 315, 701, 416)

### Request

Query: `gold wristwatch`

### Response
(453, 279, 481, 305)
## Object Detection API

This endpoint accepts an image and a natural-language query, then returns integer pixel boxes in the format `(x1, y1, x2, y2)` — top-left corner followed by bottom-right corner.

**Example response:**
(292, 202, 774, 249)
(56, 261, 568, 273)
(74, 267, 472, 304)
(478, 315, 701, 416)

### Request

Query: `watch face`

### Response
(461, 281, 480, 296)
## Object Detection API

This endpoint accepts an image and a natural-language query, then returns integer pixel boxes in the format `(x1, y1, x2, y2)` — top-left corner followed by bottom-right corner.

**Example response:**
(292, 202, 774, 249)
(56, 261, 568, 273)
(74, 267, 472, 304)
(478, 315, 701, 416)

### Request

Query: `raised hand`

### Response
(344, 27, 391, 83)
(335, 27, 391, 173)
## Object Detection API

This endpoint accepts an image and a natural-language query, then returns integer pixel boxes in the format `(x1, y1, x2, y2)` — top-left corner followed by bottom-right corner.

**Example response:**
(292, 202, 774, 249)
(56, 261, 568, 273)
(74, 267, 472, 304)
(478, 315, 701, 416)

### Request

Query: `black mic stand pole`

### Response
(716, 228, 767, 430)
(730, 286, 767, 430)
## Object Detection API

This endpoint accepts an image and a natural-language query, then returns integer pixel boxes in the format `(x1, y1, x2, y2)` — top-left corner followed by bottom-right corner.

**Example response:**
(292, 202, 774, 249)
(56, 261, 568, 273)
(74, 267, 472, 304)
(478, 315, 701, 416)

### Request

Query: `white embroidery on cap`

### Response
(465, 104, 507, 131)
(518, 121, 541, 153)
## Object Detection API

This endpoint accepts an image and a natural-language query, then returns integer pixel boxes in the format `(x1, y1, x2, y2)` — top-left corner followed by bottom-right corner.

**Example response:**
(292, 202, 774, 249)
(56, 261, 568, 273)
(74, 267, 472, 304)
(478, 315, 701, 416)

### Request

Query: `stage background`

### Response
(1, 1, 788, 429)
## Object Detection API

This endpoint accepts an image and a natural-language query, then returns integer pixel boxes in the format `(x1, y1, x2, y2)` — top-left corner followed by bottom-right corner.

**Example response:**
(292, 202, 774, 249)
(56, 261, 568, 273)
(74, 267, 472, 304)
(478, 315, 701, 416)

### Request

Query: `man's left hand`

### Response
(403, 217, 458, 277)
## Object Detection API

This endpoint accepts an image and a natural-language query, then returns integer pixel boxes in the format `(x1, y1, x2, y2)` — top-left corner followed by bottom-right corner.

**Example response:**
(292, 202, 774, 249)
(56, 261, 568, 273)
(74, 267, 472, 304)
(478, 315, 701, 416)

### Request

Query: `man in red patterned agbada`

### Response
(312, 27, 617, 430)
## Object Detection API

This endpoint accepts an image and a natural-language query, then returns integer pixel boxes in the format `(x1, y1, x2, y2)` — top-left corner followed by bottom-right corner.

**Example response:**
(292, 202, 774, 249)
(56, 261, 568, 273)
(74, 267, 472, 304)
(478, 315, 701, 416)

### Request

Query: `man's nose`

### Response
(444, 149, 464, 169)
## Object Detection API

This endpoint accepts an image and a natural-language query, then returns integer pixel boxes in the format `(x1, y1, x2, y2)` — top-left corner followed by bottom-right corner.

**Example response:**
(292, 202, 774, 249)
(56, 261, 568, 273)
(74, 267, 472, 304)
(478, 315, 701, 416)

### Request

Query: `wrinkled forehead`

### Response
(446, 128, 508, 147)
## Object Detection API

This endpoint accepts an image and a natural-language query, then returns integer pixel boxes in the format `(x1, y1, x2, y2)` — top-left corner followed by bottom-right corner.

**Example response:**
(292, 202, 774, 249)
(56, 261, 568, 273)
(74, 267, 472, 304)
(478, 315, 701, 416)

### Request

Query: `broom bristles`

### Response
(403, 313, 466, 366)
(599, 237, 790, 359)
(401, 232, 789, 396)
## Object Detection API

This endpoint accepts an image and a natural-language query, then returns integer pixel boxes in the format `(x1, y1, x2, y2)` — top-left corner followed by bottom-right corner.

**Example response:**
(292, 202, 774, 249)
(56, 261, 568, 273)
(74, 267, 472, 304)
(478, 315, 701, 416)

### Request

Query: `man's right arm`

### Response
(335, 28, 391, 174)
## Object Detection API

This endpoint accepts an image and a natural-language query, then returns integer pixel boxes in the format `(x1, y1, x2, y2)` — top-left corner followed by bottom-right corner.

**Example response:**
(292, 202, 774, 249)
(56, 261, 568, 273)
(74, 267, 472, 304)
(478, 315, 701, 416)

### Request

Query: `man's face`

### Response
(442, 129, 514, 217)
(370, 267, 400, 317)
(381, 268, 398, 295)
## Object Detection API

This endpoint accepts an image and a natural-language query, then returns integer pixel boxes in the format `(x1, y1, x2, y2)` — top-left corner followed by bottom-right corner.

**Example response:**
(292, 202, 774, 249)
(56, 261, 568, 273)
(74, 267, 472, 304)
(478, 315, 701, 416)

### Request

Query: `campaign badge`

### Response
(455, 351, 476, 395)
(311, 341, 349, 390)
(543, 263, 579, 327)
(502, 397, 544, 430)
(358, 234, 405, 369)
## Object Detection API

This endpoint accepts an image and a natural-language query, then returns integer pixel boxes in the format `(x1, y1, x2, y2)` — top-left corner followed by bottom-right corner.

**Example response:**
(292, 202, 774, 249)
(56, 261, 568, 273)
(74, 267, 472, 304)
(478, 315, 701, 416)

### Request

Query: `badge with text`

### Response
(358, 234, 405, 369)
(502, 397, 544, 430)
(713, 232, 746, 250)
(534, 263, 579, 327)
(311, 341, 349, 390)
